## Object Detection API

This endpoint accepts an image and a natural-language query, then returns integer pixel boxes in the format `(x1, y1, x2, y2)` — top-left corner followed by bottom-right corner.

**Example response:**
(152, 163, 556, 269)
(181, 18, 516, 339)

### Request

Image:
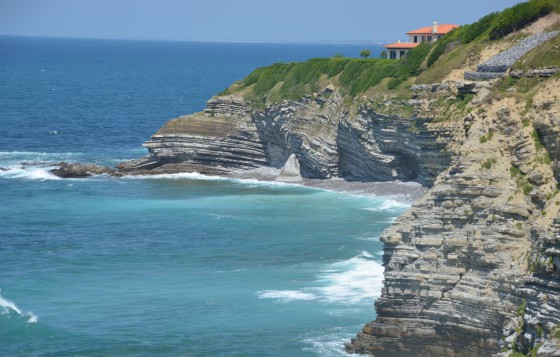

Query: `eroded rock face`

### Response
(125, 91, 455, 185)
(507, 221, 560, 356)
(116, 76, 560, 356)
(347, 82, 560, 356)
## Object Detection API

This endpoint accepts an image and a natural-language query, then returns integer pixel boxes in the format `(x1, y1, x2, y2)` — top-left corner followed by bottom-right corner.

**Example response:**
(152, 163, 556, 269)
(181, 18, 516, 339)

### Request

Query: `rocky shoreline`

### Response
(50, 71, 560, 355)
(48, 23, 560, 356)
(48, 160, 428, 205)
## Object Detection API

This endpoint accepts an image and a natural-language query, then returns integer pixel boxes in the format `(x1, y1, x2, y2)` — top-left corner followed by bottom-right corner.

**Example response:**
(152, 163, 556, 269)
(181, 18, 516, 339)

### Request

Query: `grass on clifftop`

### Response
(222, 43, 431, 104)
(221, 0, 559, 105)
(419, 0, 558, 82)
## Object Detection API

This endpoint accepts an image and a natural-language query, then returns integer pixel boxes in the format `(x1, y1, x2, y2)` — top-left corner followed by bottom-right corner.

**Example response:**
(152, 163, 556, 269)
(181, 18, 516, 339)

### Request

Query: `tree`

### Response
(380, 50, 387, 59)
(360, 49, 371, 58)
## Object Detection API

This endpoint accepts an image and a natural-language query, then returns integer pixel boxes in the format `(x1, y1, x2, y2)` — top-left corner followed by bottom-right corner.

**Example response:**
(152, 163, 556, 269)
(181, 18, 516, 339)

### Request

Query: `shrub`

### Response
(427, 0, 554, 67)
(489, 0, 554, 40)
(427, 29, 460, 67)
(460, 12, 498, 43)
(510, 165, 523, 177)
(387, 76, 406, 89)
(397, 42, 431, 76)
(532, 129, 545, 150)
(481, 158, 497, 169)
(480, 129, 495, 143)
(232, 41, 431, 102)
(516, 298, 527, 316)
(360, 49, 371, 58)
(523, 182, 534, 195)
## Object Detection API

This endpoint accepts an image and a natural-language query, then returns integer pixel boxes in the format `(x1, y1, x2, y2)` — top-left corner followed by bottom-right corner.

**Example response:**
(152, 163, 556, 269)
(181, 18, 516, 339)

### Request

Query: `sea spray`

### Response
(257, 251, 384, 305)
(0, 292, 38, 323)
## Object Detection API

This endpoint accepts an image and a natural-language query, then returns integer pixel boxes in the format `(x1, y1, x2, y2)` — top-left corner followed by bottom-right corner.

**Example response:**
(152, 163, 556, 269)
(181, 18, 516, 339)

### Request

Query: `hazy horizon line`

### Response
(0, 34, 393, 45)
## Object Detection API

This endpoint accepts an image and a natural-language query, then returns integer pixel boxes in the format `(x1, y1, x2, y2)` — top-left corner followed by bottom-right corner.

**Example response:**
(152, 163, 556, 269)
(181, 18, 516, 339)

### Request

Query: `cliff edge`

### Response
(116, 2, 560, 356)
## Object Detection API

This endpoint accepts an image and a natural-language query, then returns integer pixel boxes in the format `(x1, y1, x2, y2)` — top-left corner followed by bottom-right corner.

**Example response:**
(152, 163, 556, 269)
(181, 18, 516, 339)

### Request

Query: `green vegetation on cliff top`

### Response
(424, 0, 556, 70)
(222, 42, 431, 103)
(221, 0, 558, 104)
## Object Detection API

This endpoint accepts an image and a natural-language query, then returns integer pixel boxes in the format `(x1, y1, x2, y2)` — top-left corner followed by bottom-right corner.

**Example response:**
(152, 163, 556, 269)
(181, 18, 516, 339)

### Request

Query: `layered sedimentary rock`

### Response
(347, 78, 560, 356)
(117, 33, 560, 356)
(510, 221, 560, 356)
(122, 90, 456, 186)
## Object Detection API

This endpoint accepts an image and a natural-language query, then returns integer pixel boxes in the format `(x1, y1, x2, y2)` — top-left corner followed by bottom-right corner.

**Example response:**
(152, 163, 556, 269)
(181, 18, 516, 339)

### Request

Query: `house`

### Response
(384, 22, 459, 59)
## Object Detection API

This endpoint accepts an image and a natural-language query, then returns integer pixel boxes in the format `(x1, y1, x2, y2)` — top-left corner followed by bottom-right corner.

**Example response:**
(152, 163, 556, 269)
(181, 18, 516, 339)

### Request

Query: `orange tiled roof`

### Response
(406, 24, 459, 35)
(383, 42, 420, 49)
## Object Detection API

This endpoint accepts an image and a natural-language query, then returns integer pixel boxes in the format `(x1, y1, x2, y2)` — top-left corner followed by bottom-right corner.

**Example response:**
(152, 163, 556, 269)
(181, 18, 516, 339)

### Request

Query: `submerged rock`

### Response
(50, 162, 118, 178)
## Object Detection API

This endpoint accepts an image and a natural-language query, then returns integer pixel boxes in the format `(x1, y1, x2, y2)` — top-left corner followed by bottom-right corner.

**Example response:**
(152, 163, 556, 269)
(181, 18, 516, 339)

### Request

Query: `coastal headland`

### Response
(51, 2, 560, 356)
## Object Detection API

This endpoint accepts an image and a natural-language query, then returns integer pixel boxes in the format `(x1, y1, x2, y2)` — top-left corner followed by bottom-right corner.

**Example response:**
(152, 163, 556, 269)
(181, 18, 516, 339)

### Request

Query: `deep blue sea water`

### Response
(0, 37, 403, 356)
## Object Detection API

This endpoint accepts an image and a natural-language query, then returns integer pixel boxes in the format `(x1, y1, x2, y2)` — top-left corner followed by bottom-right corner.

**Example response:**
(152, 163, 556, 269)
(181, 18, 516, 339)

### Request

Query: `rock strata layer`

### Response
(109, 36, 560, 356)
(347, 78, 560, 356)
(121, 92, 457, 186)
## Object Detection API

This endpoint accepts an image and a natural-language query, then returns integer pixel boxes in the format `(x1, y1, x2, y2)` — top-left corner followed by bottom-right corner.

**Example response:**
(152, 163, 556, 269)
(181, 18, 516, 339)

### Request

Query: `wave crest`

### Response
(257, 290, 317, 302)
(0, 292, 38, 323)
(257, 251, 384, 305)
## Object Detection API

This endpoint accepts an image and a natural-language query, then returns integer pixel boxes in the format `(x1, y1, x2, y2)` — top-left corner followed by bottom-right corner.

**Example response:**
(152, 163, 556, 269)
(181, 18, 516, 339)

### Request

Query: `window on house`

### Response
(427, 36, 432, 42)
(390, 50, 396, 59)
(414, 36, 418, 43)
(400, 51, 406, 58)
(421, 36, 425, 42)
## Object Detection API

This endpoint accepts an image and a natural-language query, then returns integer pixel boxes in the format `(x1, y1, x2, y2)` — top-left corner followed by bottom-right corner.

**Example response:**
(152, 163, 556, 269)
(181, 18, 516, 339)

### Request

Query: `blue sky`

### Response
(0, 0, 525, 42)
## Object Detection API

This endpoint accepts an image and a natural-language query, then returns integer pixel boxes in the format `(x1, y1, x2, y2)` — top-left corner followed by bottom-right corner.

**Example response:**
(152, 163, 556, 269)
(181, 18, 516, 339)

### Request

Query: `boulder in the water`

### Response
(50, 162, 117, 178)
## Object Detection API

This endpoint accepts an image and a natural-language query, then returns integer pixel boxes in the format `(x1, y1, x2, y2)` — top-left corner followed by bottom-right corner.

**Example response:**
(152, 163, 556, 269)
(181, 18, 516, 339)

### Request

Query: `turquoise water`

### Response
(0, 37, 402, 356)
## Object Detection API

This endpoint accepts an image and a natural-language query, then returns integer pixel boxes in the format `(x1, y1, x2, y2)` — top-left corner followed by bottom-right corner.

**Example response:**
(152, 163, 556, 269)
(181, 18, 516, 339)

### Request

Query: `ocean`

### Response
(0, 37, 405, 356)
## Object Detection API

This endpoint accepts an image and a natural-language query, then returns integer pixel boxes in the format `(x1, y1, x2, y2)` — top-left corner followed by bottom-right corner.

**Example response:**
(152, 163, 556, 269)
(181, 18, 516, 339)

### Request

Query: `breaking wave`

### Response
(363, 199, 410, 212)
(257, 251, 384, 305)
(0, 292, 38, 323)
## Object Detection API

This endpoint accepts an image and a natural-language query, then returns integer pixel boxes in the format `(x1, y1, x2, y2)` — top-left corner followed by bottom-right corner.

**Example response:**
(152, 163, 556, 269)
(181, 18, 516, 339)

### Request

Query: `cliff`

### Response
(118, 90, 458, 186)
(115, 3, 560, 356)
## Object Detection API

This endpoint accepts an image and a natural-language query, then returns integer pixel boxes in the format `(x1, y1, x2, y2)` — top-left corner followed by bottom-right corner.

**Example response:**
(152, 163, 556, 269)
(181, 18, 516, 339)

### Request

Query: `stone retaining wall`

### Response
(465, 31, 559, 81)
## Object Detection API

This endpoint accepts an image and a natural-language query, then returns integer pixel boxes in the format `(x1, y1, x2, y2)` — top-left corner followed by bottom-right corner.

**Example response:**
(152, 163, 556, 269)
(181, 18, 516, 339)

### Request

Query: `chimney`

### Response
(433, 21, 438, 33)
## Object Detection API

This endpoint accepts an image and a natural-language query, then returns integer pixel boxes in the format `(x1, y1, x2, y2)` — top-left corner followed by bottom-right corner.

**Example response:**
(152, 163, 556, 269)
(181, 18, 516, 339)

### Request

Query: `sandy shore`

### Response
(229, 167, 428, 204)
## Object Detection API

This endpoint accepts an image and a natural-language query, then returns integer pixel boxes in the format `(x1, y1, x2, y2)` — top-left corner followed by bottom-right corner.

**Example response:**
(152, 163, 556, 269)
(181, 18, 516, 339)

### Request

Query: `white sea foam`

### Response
(0, 292, 38, 323)
(217, 268, 247, 274)
(0, 151, 84, 181)
(257, 290, 318, 302)
(125, 171, 227, 181)
(258, 252, 384, 306)
(363, 199, 410, 212)
(315, 251, 384, 304)
(125, 171, 301, 189)
(301, 327, 354, 356)
(355, 235, 379, 241)
(0, 166, 61, 181)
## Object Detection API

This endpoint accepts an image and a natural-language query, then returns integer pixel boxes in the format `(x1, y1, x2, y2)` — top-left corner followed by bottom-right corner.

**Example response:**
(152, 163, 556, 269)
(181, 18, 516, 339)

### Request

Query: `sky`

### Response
(0, 0, 526, 43)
